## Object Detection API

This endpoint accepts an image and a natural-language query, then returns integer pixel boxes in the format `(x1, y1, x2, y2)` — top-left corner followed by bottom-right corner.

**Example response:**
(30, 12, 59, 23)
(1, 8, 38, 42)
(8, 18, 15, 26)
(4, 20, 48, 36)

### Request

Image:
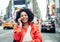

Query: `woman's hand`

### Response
(18, 17, 23, 29)
(18, 17, 22, 24)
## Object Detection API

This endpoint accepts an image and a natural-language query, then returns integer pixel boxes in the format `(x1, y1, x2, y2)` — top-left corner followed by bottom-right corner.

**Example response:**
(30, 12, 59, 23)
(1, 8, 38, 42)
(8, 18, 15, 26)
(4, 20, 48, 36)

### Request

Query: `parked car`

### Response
(41, 20, 55, 33)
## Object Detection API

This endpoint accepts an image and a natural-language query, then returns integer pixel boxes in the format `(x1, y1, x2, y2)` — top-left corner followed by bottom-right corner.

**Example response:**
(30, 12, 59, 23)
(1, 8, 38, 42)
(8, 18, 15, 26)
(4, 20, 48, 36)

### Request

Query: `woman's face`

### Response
(20, 11, 28, 23)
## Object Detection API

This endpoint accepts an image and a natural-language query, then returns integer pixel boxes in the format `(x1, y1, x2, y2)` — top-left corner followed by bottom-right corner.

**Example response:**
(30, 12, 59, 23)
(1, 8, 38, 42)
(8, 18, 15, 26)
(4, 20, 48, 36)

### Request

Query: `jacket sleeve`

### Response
(32, 25, 42, 42)
(14, 24, 21, 32)
(13, 24, 21, 40)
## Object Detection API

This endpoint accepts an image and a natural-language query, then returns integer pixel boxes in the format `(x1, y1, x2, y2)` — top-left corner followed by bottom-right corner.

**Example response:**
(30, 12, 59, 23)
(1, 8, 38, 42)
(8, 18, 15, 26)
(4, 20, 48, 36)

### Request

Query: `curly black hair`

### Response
(15, 9, 34, 23)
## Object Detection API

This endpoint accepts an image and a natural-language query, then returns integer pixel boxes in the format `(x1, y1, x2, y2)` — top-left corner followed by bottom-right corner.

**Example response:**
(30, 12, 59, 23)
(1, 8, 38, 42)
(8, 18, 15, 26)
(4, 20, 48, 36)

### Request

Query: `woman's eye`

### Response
(21, 15, 23, 17)
(25, 15, 27, 16)
(25, 14, 28, 16)
(21, 14, 27, 17)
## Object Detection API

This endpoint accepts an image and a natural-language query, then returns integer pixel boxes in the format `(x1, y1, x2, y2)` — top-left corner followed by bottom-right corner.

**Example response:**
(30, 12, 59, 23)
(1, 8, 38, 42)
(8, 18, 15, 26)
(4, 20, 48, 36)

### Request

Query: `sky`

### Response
(0, 0, 10, 16)
(37, 0, 55, 20)
(0, 0, 10, 10)
(37, 0, 47, 20)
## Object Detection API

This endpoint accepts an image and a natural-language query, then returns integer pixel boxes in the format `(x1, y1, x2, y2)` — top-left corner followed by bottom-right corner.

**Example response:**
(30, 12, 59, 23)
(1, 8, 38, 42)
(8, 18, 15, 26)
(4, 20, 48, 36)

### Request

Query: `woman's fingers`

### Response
(18, 17, 23, 23)
(18, 18, 23, 29)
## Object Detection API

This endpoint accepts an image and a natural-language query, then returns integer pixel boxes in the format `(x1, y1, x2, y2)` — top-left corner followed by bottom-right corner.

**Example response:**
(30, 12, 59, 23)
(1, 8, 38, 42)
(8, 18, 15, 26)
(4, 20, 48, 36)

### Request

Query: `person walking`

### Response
(13, 9, 42, 42)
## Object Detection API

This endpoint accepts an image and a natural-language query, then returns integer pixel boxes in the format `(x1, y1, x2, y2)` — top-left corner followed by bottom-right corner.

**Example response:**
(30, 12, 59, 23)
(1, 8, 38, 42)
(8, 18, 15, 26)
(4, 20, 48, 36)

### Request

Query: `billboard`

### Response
(13, 0, 26, 5)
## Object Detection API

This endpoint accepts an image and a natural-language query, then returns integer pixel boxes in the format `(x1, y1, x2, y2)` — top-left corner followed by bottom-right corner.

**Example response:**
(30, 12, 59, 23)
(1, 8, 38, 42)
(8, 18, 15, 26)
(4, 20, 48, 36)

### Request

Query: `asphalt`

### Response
(0, 25, 60, 42)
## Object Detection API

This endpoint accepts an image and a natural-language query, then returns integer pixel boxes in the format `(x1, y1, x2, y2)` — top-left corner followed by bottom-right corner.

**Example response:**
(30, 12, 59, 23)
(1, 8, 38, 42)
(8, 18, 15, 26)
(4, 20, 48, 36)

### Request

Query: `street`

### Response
(0, 26, 13, 42)
(0, 26, 60, 42)
(42, 31, 60, 42)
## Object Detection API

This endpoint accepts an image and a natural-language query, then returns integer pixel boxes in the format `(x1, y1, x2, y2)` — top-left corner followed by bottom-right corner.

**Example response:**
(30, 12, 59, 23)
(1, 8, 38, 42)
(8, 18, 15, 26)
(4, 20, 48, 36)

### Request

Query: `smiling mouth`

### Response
(22, 18, 26, 21)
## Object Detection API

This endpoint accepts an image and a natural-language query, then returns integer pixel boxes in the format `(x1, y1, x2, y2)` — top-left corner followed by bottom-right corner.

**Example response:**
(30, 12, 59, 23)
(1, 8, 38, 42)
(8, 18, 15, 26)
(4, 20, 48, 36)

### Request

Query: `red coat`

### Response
(13, 22, 42, 42)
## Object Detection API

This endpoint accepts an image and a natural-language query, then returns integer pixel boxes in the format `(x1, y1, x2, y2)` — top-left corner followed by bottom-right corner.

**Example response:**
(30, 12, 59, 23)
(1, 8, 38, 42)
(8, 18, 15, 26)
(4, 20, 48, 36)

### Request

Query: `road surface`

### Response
(0, 26, 60, 42)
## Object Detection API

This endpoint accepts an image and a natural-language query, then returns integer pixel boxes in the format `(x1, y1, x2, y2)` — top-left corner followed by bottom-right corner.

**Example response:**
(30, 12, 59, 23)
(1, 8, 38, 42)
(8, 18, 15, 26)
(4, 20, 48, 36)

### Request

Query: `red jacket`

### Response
(13, 22, 42, 42)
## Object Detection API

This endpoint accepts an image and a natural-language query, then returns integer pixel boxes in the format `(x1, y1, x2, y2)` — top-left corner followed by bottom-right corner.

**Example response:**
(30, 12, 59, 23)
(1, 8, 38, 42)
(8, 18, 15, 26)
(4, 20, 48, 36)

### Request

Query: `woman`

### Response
(13, 9, 42, 42)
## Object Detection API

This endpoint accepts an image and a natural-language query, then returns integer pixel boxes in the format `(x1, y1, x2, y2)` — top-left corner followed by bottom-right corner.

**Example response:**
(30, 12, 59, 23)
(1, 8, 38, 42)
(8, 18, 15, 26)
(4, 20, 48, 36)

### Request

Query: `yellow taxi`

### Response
(2, 21, 14, 29)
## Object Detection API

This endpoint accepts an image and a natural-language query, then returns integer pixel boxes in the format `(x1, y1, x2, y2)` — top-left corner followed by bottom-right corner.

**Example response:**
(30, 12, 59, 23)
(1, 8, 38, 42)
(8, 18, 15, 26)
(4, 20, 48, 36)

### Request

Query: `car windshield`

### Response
(42, 20, 51, 24)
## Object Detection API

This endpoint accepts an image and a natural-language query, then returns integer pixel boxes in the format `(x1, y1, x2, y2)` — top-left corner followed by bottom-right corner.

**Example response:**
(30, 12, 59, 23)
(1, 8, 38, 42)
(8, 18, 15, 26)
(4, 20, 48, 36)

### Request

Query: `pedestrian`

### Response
(13, 9, 42, 42)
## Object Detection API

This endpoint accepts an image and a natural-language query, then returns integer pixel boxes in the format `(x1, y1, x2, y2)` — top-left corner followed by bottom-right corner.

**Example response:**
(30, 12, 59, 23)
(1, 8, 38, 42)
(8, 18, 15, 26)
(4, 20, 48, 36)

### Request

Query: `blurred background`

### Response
(0, 0, 60, 42)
